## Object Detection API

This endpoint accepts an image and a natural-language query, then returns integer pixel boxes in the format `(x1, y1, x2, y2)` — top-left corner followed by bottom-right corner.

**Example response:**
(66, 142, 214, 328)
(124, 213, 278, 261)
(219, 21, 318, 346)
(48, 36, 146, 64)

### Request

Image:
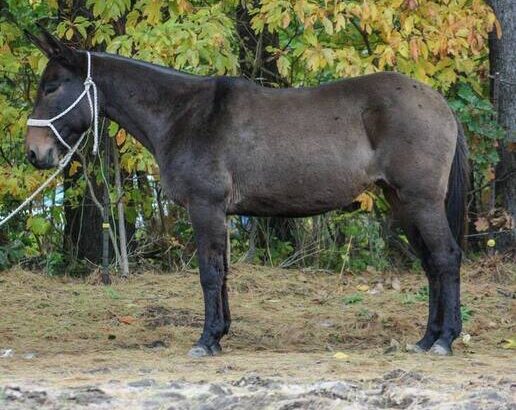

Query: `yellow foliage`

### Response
(252, 0, 498, 93)
(68, 161, 82, 177)
(355, 192, 374, 212)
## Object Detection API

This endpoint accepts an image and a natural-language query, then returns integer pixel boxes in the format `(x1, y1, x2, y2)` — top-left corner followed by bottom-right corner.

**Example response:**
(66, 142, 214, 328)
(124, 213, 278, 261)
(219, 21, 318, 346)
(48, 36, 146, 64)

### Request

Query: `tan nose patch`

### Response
(26, 126, 55, 151)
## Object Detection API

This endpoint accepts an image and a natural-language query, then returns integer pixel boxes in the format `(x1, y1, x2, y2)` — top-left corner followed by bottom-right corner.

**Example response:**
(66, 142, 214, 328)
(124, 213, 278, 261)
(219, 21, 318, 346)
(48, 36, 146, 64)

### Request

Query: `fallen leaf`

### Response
(119, 315, 137, 325)
(354, 192, 374, 212)
(116, 129, 126, 146)
(356, 284, 370, 292)
(333, 352, 350, 360)
(501, 338, 516, 350)
(474, 217, 489, 232)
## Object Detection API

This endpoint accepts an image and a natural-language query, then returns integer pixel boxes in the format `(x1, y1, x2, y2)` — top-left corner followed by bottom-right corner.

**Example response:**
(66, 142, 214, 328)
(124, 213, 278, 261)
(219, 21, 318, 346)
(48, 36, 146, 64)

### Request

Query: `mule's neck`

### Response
(89, 52, 213, 154)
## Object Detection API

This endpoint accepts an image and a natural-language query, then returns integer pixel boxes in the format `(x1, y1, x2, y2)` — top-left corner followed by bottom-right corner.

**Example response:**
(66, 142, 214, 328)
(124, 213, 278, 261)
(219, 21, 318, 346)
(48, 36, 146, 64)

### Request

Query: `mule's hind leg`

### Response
(407, 203, 462, 355)
(221, 236, 231, 336)
(385, 183, 461, 355)
(383, 187, 443, 352)
(401, 225, 443, 352)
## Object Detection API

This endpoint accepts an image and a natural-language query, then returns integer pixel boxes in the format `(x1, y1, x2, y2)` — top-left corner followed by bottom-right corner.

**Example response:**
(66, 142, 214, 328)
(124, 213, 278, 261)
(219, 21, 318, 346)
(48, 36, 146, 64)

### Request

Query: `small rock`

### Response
(368, 283, 384, 295)
(391, 276, 401, 291)
(384, 339, 401, 354)
(319, 320, 335, 328)
(209, 384, 232, 396)
(61, 387, 111, 405)
(144, 340, 169, 349)
(22, 352, 37, 360)
(1, 349, 14, 358)
(128, 379, 156, 388)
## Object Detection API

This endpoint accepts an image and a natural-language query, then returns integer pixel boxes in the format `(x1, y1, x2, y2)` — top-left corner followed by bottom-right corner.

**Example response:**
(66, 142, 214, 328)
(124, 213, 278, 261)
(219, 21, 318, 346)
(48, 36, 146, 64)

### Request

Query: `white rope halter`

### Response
(27, 51, 99, 155)
(0, 52, 99, 228)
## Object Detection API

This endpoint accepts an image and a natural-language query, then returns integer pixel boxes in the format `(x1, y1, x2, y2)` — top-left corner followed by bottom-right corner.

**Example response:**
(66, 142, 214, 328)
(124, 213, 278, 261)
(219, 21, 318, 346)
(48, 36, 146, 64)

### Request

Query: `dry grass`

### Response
(0, 257, 514, 358)
(0, 257, 514, 389)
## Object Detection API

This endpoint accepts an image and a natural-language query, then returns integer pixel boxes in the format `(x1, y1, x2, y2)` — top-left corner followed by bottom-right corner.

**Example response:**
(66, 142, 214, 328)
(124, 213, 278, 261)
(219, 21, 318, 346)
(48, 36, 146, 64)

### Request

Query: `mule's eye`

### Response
(44, 83, 60, 95)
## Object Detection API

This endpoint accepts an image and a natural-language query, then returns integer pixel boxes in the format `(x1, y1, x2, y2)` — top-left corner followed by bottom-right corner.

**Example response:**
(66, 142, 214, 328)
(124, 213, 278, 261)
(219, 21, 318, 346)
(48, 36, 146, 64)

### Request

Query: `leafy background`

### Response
(0, 0, 509, 274)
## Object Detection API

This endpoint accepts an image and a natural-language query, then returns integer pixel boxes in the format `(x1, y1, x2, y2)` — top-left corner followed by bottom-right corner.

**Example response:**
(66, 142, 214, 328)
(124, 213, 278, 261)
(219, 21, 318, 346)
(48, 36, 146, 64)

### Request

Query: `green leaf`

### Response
(27, 216, 50, 236)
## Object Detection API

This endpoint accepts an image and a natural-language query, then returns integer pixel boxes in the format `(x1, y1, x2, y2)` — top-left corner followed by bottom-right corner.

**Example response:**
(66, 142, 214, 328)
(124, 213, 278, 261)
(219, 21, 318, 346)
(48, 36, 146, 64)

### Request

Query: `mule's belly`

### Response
(227, 159, 373, 217)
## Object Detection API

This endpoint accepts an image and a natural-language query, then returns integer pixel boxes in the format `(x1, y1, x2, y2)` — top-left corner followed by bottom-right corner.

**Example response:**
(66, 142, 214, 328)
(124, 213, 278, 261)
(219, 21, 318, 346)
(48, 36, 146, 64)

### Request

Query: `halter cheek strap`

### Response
(27, 51, 99, 155)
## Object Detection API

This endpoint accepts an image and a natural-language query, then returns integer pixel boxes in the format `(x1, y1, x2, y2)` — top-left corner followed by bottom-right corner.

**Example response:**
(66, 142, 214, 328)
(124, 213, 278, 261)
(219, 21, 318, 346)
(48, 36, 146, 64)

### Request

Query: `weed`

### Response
(461, 305, 473, 322)
(343, 293, 364, 305)
(104, 287, 121, 300)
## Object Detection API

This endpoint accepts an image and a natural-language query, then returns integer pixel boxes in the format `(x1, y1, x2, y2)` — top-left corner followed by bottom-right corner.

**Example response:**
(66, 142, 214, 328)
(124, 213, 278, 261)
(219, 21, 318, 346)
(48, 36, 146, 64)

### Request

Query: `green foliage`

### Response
(26, 216, 51, 236)
(0, 0, 504, 274)
(333, 212, 390, 272)
(104, 287, 121, 300)
(343, 293, 364, 305)
(401, 285, 429, 304)
(0, 239, 25, 270)
(449, 82, 505, 187)
(461, 304, 473, 322)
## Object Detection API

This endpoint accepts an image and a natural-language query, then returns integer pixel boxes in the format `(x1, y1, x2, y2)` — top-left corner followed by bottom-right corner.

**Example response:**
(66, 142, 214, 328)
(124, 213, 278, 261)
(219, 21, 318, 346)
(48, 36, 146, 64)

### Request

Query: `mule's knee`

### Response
(427, 245, 461, 278)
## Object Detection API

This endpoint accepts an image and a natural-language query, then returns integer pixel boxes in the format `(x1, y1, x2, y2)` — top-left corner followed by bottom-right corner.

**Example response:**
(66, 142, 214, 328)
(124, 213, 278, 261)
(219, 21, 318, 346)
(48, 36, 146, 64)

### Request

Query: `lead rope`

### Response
(0, 51, 99, 228)
(0, 134, 87, 228)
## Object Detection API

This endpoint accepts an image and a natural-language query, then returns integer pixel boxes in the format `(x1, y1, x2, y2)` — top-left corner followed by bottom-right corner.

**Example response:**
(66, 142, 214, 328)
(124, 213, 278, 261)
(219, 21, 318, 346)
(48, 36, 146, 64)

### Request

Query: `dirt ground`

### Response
(0, 257, 514, 409)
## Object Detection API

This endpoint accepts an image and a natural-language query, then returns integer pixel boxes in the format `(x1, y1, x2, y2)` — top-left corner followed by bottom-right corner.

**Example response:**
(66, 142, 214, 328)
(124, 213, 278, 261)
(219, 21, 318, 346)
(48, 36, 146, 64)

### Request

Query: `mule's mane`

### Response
(93, 51, 210, 83)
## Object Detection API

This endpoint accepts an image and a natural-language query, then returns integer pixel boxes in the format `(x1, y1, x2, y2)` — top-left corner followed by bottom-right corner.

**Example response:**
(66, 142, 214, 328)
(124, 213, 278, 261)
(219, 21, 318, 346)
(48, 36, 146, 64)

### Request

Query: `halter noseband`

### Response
(27, 51, 99, 155)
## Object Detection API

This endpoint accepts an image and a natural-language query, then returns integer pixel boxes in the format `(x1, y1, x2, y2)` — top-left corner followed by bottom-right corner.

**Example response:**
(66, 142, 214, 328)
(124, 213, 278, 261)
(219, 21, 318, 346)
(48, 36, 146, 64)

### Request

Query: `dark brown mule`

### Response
(25, 28, 468, 357)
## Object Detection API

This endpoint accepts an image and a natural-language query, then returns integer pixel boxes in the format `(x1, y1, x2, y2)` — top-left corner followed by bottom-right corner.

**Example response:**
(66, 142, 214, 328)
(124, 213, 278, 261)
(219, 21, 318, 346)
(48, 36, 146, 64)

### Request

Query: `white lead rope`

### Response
(0, 51, 99, 228)
(0, 133, 86, 228)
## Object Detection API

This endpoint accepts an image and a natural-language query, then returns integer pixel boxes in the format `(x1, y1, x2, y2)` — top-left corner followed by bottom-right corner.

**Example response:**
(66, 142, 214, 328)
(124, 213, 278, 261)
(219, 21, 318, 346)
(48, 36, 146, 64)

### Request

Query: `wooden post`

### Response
(112, 138, 129, 278)
(101, 135, 111, 285)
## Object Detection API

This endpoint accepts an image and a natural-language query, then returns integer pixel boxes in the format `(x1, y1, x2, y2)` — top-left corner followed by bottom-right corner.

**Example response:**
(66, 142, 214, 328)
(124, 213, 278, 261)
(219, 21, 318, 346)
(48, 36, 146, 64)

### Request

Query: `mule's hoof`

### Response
(429, 341, 452, 356)
(209, 342, 222, 356)
(188, 345, 210, 358)
(405, 343, 426, 353)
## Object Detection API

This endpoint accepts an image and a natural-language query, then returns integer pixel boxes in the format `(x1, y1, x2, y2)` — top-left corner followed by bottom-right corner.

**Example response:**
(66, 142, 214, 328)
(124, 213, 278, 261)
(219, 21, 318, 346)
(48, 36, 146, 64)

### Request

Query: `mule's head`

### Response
(25, 27, 92, 169)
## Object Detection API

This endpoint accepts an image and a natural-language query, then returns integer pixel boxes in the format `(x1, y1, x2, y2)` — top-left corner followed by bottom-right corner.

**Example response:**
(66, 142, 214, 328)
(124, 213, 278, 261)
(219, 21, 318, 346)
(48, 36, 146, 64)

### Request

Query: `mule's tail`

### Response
(446, 116, 469, 248)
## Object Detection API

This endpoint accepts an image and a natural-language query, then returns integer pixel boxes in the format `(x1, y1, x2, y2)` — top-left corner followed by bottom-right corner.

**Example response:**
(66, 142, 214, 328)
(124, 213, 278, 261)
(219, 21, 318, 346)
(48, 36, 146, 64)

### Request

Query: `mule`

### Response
(24, 27, 468, 357)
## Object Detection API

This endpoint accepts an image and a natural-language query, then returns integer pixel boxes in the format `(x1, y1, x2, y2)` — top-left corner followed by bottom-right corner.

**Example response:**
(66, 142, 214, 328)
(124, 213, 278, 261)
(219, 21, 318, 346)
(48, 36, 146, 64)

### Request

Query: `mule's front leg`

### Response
(188, 203, 229, 358)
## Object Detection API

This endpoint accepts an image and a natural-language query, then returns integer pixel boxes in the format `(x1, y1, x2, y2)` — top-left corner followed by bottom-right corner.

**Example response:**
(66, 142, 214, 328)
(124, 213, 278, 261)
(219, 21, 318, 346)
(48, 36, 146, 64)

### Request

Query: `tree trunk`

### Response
(63, 160, 104, 265)
(488, 0, 516, 249)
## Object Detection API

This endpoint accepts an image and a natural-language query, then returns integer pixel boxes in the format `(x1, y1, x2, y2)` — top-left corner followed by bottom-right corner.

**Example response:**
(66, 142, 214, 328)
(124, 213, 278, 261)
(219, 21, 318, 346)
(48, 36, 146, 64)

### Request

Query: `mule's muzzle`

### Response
(26, 144, 58, 169)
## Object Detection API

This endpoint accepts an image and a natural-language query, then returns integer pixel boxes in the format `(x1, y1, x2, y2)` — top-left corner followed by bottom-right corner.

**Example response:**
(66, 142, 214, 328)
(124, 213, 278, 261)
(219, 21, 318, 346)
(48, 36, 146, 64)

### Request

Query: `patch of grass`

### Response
(0, 259, 512, 359)
(415, 286, 429, 302)
(343, 293, 363, 305)
(401, 294, 417, 305)
(461, 305, 473, 322)
(400, 286, 428, 305)
(104, 286, 121, 300)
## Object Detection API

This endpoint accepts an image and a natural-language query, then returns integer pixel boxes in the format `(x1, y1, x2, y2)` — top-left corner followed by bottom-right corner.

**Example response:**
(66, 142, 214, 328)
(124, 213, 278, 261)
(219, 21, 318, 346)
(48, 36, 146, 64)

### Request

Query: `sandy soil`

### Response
(0, 258, 514, 409)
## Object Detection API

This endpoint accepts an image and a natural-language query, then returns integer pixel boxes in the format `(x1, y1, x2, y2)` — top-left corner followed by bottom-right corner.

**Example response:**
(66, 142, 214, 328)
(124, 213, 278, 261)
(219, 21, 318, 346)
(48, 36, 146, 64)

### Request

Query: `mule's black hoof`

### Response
(406, 343, 426, 354)
(188, 345, 210, 358)
(187, 343, 222, 358)
(209, 342, 222, 356)
(429, 340, 452, 356)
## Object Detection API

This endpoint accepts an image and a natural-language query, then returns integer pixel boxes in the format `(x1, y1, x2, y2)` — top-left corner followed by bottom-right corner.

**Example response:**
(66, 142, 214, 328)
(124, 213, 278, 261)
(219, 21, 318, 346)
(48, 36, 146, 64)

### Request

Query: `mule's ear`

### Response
(24, 23, 77, 63)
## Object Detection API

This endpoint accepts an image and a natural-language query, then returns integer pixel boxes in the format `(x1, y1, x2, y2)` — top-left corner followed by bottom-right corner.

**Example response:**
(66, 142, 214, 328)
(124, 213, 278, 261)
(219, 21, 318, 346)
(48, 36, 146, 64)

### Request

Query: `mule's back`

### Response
(214, 72, 456, 216)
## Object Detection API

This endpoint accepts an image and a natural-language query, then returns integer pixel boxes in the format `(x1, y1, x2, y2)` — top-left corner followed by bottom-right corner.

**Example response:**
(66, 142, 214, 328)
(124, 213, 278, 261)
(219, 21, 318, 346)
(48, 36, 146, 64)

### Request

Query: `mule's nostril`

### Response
(28, 149, 37, 163)
(47, 148, 54, 162)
